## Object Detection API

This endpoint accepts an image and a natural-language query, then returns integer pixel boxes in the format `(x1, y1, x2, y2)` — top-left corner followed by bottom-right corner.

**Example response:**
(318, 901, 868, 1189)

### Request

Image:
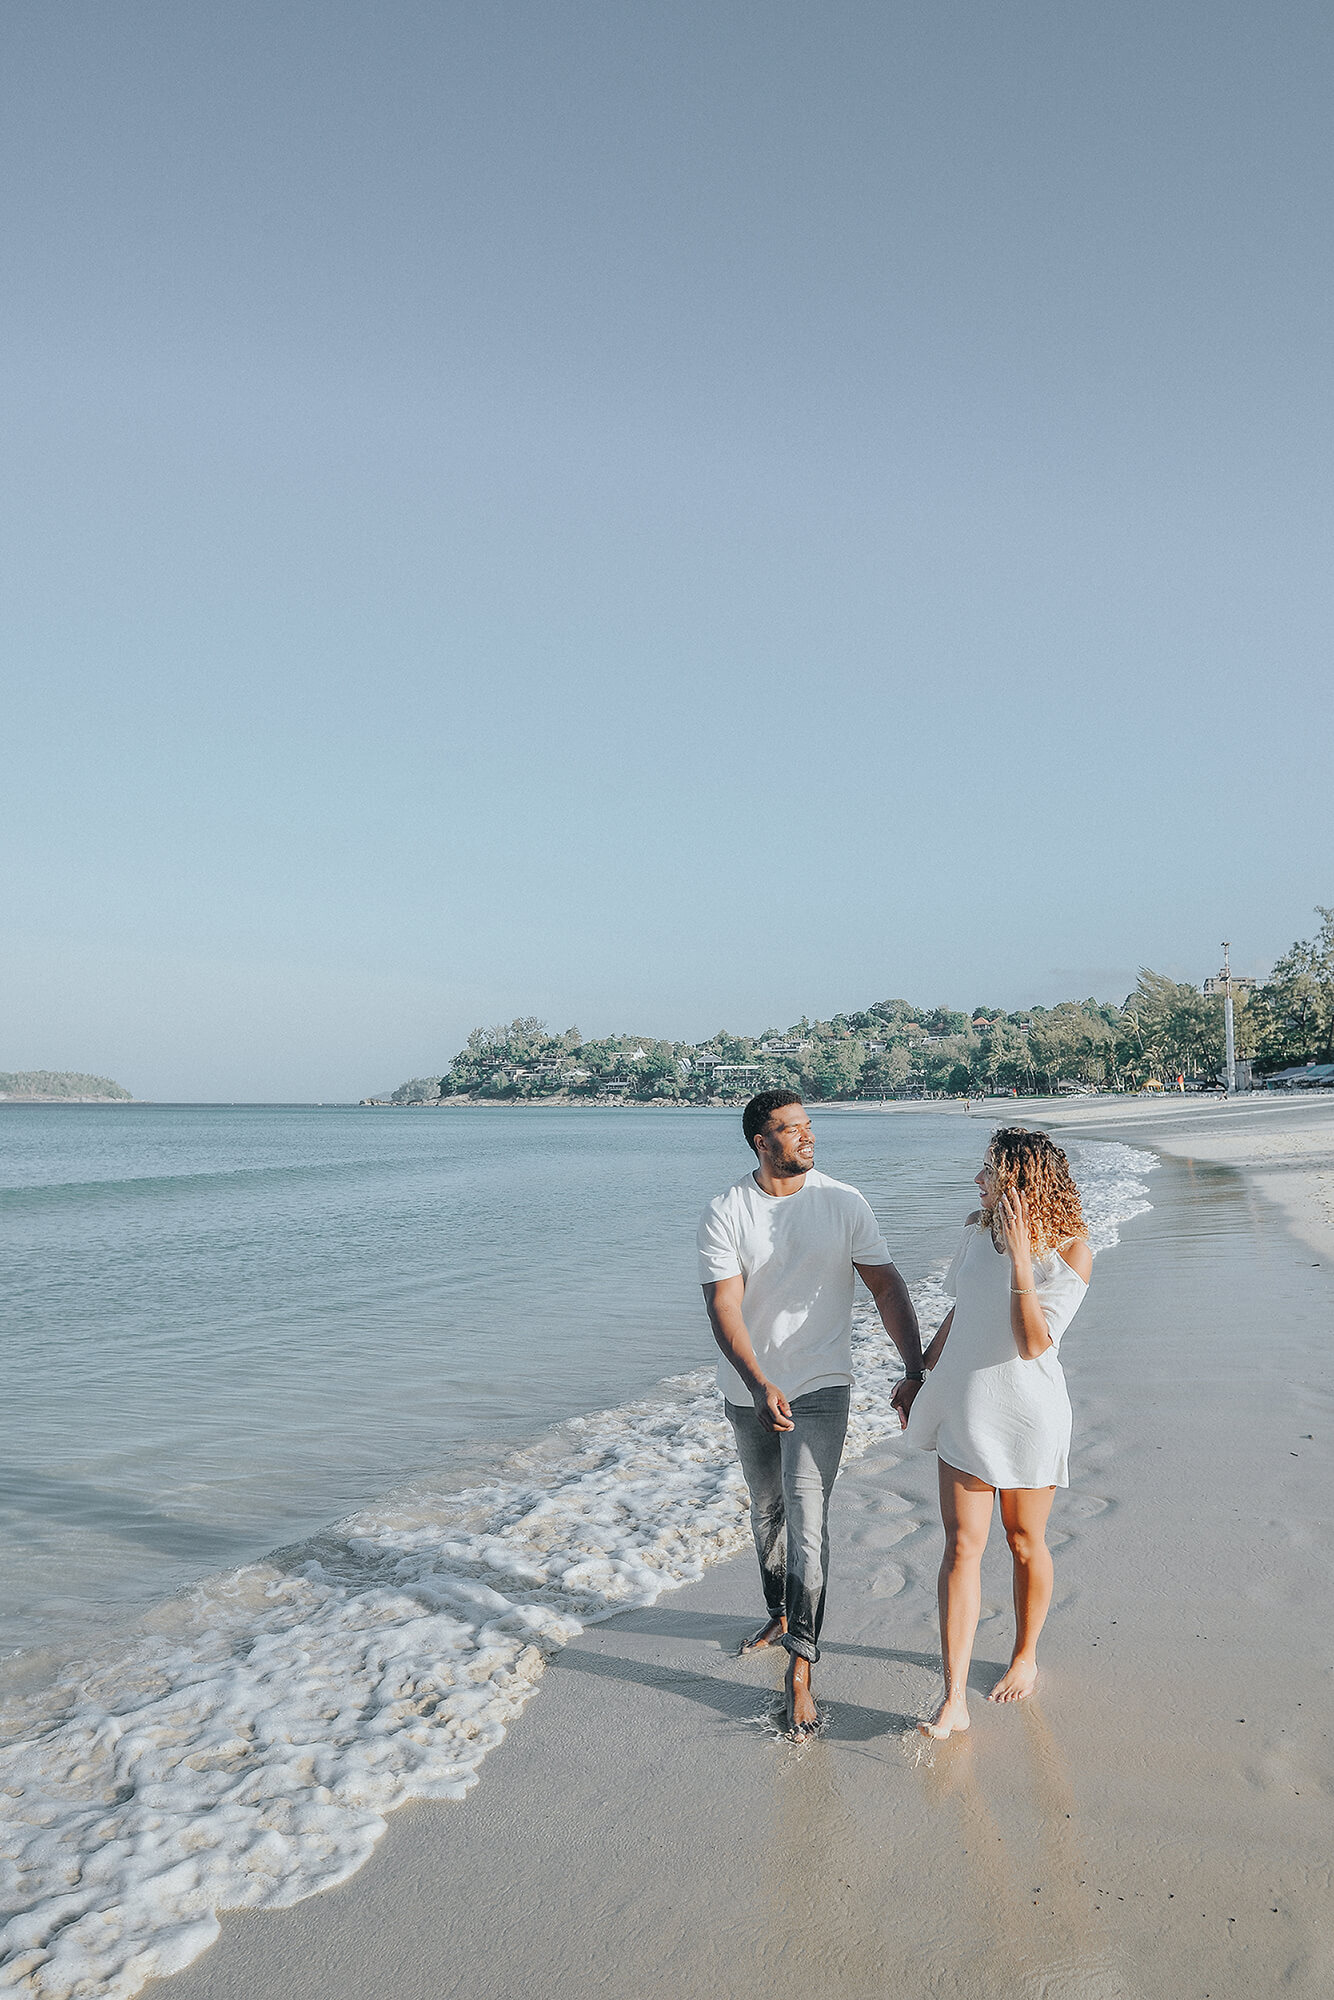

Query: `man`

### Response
(698, 1090, 923, 1738)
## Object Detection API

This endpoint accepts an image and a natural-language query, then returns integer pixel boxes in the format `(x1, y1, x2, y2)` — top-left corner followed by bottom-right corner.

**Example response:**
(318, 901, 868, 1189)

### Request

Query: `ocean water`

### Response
(0, 1105, 1155, 1998)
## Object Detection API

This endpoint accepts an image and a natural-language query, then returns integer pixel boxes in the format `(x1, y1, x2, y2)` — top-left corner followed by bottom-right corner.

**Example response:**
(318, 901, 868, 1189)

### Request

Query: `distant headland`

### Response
(365, 908, 1333, 1109)
(0, 1071, 132, 1102)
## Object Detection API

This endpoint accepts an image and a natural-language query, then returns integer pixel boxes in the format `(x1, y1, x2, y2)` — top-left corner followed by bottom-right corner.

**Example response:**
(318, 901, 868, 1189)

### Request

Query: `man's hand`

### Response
(704, 1278, 793, 1426)
(890, 1376, 921, 1429)
(755, 1382, 794, 1433)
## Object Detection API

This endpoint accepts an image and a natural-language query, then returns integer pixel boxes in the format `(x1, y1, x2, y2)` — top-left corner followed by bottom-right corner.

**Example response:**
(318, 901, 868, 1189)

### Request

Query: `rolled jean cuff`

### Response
(781, 1633, 819, 1664)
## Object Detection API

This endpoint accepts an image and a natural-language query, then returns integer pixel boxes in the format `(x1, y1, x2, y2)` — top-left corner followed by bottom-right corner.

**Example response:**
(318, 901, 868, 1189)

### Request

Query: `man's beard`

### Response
(772, 1146, 812, 1177)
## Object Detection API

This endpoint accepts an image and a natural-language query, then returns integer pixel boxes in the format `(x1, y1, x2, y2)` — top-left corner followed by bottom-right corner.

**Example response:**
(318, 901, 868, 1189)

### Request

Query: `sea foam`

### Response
(0, 1139, 1154, 1999)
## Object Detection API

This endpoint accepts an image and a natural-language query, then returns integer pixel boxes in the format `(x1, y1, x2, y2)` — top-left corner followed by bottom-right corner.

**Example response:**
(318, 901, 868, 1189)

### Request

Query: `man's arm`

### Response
(854, 1260, 924, 1427)
(701, 1277, 794, 1433)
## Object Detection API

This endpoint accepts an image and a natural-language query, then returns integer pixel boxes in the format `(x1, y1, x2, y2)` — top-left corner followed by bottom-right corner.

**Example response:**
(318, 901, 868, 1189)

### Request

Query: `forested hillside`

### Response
(0, 1072, 132, 1100)
(379, 908, 1331, 1107)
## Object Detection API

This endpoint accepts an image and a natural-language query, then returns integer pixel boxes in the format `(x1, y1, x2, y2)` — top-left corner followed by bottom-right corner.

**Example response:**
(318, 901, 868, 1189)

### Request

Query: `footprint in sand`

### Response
(849, 1518, 920, 1553)
(854, 1488, 915, 1513)
(1062, 1492, 1113, 1520)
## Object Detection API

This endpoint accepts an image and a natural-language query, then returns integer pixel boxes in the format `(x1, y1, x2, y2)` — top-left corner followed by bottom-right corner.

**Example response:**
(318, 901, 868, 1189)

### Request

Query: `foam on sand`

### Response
(0, 1141, 1153, 2000)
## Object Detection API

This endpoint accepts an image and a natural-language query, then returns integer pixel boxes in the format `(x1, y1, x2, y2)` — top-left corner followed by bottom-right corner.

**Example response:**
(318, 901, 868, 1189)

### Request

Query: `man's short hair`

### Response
(743, 1089, 804, 1154)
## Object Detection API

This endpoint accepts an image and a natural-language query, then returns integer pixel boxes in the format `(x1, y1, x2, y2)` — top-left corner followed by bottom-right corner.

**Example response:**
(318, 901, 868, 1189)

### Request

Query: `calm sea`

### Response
(2, 1102, 993, 1674)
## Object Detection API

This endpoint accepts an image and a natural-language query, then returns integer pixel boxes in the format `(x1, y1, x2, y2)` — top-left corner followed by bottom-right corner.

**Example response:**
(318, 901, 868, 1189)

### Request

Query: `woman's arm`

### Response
(998, 1191, 1094, 1358)
(922, 1307, 954, 1371)
(997, 1190, 1054, 1359)
(925, 1215, 977, 1367)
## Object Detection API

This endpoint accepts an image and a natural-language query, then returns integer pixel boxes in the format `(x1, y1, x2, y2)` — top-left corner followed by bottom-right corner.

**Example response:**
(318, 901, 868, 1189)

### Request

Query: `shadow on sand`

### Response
(552, 1643, 920, 1741)
(590, 1604, 1008, 1698)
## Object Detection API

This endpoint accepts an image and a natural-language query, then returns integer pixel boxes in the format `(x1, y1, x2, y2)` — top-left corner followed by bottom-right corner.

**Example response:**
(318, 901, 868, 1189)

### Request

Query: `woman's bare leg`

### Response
(920, 1459, 995, 1739)
(990, 1484, 1056, 1701)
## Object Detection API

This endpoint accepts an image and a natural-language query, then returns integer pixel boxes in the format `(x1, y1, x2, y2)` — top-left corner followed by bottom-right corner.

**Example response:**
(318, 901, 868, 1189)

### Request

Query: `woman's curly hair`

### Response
(981, 1127, 1086, 1254)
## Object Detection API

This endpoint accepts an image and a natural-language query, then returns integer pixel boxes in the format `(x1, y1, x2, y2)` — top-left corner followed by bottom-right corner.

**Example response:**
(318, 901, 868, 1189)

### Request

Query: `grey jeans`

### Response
(725, 1383, 851, 1664)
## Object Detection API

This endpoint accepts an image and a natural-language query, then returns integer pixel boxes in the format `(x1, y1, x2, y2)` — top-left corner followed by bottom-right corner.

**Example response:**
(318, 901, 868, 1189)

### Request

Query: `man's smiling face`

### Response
(756, 1103, 814, 1177)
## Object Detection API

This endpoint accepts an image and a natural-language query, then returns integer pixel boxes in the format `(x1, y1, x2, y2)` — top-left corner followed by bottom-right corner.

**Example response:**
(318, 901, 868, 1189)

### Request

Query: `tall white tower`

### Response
(1221, 942, 1237, 1094)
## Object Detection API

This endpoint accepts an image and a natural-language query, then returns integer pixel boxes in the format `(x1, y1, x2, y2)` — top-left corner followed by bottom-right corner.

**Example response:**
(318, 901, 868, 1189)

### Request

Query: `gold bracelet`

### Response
(1011, 1286, 1037, 1295)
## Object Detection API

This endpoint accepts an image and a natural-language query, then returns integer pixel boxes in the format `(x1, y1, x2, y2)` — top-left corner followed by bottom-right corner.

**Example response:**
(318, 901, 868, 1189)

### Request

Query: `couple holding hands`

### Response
(699, 1091, 1092, 1741)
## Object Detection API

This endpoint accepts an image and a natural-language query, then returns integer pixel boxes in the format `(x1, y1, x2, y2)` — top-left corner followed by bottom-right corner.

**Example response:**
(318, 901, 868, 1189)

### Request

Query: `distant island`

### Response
(368, 907, 1333, 1108)
(0, 1071, 132, 1102)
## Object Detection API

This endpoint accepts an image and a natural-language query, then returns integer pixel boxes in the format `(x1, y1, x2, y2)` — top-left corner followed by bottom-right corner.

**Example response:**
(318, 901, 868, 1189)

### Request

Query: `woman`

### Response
(906, 1127, 1093, 1738)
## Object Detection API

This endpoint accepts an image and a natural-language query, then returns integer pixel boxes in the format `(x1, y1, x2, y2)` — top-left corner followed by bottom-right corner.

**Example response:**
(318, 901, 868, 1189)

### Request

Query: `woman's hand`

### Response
(997, 1187, 1034, 1277)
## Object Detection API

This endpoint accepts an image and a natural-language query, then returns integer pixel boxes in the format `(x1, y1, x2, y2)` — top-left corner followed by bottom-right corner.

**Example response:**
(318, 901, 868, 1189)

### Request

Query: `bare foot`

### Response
(988, 1658, 1038, 1703)
(738, 1614, 787, 1656)
(918, 1691, 971, 1739)
(785, 1655, 819, 1739)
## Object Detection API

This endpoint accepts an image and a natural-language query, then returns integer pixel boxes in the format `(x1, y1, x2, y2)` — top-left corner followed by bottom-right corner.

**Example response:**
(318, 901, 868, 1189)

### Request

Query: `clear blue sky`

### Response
(5, 1, 1330, 1099)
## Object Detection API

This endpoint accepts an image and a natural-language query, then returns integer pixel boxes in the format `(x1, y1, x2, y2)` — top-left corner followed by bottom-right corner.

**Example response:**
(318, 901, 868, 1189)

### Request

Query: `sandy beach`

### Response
(134, 1094, 1334, 2000)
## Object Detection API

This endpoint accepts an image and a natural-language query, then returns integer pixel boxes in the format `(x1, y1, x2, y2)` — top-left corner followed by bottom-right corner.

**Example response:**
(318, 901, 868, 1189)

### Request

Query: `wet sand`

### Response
(148, 1103, 1334, 2000)
(1040, 1090, 1334, 1262)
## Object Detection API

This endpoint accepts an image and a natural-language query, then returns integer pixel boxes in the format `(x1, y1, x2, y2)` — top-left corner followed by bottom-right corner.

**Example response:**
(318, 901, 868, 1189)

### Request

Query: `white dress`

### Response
(906, 1222, 1088, 1488)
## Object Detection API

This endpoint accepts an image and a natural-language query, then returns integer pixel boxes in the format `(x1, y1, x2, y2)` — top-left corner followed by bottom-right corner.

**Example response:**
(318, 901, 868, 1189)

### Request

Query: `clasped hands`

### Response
(754, 1377, 920, 1435)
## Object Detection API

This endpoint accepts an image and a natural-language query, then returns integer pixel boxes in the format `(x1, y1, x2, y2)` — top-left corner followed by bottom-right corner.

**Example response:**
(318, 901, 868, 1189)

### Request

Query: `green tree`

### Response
(1116, 971, 1222, 1085)
(977, 1020, 1034, 1093)
(861, 1044, 912, 1096)
(390, 1077, 444, 1102)
(911, 1033, 979, 1095)
(1247, 907, 1334, 1072)
(633, 1040, 683, 1099)
(802, 1040, 865, 1100)
(928, 1007, 969, 1036)
(1023, 1003, 1118, 1092)
(437, 1016, 586, 1097)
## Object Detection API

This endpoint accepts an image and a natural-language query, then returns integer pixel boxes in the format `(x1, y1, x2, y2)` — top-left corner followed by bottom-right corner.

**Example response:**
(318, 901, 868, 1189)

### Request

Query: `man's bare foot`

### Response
(785, 1654, 819, 1739)
(988, 1657, 1038, 1703)
(738, 1614, 787, 1656)
(918, 1691, 971, 1739)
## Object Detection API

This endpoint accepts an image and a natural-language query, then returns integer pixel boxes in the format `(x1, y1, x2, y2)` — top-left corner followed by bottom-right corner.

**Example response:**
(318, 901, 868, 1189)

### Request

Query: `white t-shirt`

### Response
(697, 1168, 894, 1406)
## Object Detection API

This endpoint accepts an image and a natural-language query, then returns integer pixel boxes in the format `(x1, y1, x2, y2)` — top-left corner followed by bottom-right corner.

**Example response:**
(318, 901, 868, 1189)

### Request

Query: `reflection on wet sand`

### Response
(913, 1700, 1145, 2000)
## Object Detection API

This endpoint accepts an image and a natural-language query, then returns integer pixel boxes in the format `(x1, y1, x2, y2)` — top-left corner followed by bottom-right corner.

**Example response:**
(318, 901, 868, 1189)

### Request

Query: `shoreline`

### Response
(0, 1095, 136, 1105)
(1037, 1091, 1334, 1262)
(362, 1089, 1333, 1116)
(144, 1103, 1334, 2000)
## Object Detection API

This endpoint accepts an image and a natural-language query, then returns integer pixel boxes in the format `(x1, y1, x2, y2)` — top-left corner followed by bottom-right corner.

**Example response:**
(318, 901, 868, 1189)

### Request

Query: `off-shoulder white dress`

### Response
(906, 1222, 1088, 1488)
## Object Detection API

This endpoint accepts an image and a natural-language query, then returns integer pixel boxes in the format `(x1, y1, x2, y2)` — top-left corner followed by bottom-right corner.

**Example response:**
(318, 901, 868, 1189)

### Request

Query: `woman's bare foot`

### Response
(738, 1614, 787, 1656)
(785, 1655, 819, 1738)
(918, 1690, 971, 1739)
(988, 1657, 1038, 1703)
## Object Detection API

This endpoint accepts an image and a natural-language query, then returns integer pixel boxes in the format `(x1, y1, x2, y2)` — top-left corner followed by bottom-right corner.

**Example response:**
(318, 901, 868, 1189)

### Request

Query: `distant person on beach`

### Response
(906, 1127, 1092, 1738)
(698, 1091, 924, 1740)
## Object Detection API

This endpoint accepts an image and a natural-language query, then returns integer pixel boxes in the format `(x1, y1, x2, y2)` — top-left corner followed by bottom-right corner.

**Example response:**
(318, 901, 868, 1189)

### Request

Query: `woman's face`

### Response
(975, 1160, 999, 1206)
